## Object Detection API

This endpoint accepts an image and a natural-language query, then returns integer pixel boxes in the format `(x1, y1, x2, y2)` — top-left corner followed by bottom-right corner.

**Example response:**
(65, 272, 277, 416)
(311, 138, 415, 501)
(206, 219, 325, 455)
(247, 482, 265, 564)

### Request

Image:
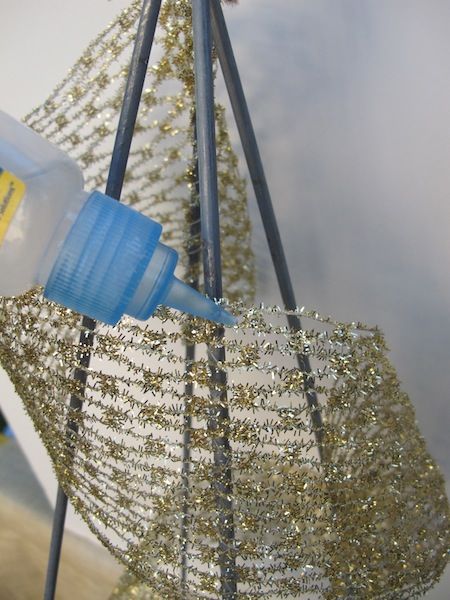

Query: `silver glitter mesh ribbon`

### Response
(0, 1, 448, 598)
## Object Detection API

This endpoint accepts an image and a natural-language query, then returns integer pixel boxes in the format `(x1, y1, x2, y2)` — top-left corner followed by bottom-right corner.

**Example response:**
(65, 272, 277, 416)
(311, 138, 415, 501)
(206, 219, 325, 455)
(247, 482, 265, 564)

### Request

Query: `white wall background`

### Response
(0, 0, 132, 546)
(0, 0, 449, 596)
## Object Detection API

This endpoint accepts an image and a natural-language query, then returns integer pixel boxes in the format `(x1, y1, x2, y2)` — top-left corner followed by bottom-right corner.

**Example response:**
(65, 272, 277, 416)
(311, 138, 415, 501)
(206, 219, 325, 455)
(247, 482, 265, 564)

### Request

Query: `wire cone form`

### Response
(0, 1, 448, 598)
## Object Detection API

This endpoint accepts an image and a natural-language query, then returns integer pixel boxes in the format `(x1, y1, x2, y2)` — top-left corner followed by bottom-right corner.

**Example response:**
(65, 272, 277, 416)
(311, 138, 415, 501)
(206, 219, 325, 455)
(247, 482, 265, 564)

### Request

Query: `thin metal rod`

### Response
(180, 344, 195, 593)
(210, 0, 324, 459)
(180, 113, 201, 592)
(43, 318, 94, 600)
(107, 0, 162, 199)
(43, 477, 69, 598)
(192, 1, 223, 298)
(192, 1, 237, 597)
(43, 3, 162, 598)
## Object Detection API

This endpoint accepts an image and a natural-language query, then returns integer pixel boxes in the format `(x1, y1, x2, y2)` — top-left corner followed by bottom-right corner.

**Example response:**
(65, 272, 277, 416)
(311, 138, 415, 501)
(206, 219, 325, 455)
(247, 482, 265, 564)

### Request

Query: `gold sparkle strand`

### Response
(0, 0, 447, 598)
(0, 289, 448, 598)
(24, 0, 254, 304)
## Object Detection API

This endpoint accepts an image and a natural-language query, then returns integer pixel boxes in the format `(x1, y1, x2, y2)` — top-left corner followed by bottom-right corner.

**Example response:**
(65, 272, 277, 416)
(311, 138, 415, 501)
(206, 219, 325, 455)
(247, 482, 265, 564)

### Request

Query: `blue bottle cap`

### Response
(125, 242, 178, 320)
(125, 244, 238, 326)
(44, 191, 162, 325)
(44, 191, 238, 327)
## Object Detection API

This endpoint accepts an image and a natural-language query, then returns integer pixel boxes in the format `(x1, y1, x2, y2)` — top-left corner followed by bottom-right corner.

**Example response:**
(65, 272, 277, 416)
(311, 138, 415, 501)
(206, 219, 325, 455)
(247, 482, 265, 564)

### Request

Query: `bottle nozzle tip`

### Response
(163, 277, 238, 326)
(214, 306, 238, 327)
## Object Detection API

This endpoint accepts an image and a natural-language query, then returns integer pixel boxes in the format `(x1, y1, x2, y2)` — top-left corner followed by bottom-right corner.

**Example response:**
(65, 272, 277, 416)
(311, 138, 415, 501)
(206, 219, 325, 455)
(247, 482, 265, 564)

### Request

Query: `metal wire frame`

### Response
(209, 0, 324, 460)
(43, 1, 324, 597)
(43, 1, 162, 598)
(192, 2, 237, 596)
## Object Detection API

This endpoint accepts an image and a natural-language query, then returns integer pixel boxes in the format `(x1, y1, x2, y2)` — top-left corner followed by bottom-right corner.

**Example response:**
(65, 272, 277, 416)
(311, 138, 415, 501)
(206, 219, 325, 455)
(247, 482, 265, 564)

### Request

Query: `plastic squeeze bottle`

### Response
(0, 110, 235, 326)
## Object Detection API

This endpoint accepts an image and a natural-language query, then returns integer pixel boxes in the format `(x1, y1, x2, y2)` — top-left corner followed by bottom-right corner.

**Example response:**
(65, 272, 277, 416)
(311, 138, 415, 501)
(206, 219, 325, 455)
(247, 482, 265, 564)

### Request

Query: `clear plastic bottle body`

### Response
(0, 110, 85, 295)
(0, 110, 235, 326)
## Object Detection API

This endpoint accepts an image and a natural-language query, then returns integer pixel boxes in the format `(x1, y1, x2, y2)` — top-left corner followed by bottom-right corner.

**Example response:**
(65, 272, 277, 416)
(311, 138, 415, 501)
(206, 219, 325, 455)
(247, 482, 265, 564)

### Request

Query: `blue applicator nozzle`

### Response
(163, 276, 237, 327)
(44, 192, 237, 327)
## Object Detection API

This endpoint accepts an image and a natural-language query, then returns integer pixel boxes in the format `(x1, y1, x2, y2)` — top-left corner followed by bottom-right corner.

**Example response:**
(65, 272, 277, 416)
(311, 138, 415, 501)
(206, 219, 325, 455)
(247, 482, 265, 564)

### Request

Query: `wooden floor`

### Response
(0, 434, 123, 599)
(1, 438, 448, 599)
(0, 493, 122, 600)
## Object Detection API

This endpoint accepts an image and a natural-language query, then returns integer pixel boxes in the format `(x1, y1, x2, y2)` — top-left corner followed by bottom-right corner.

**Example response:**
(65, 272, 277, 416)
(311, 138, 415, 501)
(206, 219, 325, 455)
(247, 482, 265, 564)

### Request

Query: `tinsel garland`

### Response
(1, 293, 448, 598)
(0, 1, 448, 598)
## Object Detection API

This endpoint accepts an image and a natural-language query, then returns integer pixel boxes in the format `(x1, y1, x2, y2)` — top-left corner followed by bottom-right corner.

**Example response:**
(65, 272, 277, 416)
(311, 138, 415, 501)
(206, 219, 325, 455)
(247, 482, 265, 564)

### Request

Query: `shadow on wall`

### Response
(219, 0, 450, 479)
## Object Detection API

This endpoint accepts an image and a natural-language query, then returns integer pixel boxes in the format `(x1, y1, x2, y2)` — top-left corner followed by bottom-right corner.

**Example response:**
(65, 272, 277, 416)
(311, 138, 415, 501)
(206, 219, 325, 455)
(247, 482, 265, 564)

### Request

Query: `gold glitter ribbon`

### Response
(0, 1, 448, 598)
(24, 0, 255, 305)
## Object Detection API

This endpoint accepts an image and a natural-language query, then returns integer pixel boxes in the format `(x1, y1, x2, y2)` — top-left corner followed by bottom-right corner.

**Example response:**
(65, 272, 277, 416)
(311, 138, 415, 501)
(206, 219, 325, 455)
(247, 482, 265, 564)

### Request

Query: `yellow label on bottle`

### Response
(0, 168, 26, 244)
